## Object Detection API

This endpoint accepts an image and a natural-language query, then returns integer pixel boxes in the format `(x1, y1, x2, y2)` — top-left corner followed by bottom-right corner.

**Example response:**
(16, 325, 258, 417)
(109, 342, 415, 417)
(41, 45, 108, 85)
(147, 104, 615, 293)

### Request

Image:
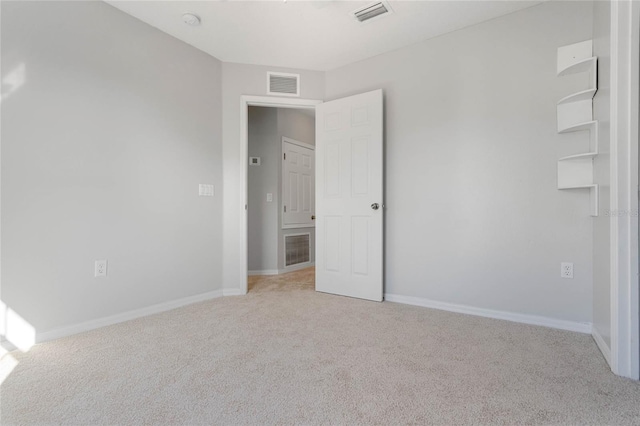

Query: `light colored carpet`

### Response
(2, 267, 640, 425)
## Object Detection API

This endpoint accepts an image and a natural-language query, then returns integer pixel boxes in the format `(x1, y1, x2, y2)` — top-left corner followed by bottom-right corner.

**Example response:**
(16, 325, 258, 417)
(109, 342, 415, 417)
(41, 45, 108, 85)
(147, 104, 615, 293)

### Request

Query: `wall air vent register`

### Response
(351, 1, 394, 23)
(267, 72, 300, 97)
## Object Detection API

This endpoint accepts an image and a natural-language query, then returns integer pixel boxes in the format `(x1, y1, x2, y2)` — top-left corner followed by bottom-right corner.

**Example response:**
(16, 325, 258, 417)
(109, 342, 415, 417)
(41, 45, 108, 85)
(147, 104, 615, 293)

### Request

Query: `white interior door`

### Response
(315, 89, 383, 302)
(282, 138, 315, 228)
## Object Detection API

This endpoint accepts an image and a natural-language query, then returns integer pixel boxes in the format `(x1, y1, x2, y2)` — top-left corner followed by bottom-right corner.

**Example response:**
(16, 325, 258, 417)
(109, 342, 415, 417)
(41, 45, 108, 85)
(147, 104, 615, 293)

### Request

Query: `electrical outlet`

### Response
(561, 262, 573, 279)
(95, 260, 107, 278)
(198, 184, 214, 197)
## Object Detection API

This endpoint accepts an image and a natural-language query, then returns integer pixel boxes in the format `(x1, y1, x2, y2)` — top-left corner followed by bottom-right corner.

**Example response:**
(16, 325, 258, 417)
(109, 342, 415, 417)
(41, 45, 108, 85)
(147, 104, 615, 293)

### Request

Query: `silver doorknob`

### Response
(371, 203, 380, 210)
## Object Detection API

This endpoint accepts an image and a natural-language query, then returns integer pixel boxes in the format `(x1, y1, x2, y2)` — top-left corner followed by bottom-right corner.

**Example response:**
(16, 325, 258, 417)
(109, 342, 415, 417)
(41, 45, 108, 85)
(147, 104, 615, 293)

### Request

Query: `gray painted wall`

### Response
(325, 1, 595, 323)
(278, 109, 315, 145)
(592, 0, 612, 349)
(248, 107, 279, 272)
(1, 1, 223, 333)
(247, 107, 316, 273)
(1, 0, 602, 337)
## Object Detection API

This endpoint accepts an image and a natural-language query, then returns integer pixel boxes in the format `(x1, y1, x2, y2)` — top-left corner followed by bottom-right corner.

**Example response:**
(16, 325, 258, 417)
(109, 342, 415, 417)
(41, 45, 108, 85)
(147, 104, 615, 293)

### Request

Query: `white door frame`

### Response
(610, 0, 640, 380)
(239, 95, 322, 295)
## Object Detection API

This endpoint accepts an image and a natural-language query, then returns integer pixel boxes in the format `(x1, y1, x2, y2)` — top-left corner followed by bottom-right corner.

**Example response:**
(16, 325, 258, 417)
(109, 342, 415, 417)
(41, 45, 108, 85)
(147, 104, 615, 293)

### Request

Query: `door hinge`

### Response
(284, 205, 287, 213)
(284, 153, 286, 160)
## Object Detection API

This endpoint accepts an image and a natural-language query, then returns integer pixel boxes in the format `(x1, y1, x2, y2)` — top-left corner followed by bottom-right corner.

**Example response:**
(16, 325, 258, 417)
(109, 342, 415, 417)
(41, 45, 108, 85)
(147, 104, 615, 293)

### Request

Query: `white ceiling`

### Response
(107, 0, 542, 71)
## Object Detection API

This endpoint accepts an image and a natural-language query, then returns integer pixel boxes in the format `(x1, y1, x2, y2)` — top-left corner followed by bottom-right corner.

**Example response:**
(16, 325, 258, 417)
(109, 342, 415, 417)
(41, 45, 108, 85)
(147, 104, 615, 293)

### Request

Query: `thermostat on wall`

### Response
(249, 157, 261, 166)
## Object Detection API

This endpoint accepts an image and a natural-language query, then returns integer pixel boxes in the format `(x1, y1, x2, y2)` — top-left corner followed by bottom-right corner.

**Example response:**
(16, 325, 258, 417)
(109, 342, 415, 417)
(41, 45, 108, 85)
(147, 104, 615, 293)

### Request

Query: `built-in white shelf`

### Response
(557, 40, 593, 75)
(557, 101, 594, 132)
(558, 57, 597, 77)
(558, 157, 592, 186)
(557, 88, 597, 105)
(557, 152, 598, 216)
(557, 121, 599, 161)
(558, 120, 597, 134)
(558, 152, 598, 161)
(557, 184, 599, 217)
(556, 40, 599, 217)
(558, 184, 598, 190)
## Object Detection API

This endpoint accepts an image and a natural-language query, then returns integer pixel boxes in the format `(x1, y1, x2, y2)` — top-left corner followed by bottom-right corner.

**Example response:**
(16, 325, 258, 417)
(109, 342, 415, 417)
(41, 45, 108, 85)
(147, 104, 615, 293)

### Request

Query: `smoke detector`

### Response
(351, 1, 394, 23)
(182, 12, 201, 26)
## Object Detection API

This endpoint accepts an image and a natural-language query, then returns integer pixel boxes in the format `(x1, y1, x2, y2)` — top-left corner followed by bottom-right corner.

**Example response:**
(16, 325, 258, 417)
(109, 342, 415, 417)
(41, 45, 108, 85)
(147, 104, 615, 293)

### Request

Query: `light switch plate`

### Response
(199, 184, 214, 197)
(266, 193, 273, 202)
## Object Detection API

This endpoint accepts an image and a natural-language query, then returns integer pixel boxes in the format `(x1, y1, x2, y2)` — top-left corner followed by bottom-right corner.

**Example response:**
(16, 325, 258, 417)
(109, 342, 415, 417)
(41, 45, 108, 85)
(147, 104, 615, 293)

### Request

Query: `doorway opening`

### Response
(238, 96, 322, 296)
(246, 105, 317, 293)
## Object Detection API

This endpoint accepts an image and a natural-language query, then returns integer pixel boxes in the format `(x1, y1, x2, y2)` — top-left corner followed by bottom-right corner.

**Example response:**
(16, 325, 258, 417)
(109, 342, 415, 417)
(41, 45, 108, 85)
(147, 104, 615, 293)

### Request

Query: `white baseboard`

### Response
(248, 269, 279, 276)
(280, 262, 315, 274)
(384, 293, 592, 334)
(592, 326, 612, 366)
(36, 289, 224, 344)
(26, 263, 317, 346)
(27, 284, 592, 350)
(0, 339, 18, 353)
(248, 262, 315, 276)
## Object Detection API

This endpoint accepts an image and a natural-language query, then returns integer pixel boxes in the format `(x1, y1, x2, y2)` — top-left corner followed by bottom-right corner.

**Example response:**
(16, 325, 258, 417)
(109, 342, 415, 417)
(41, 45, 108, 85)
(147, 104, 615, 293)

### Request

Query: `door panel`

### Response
(282, 138, 315, 227)
(351, 137, 370, 197)
(351, 216, 369, 276)
(316, 89, 383, 302)
(325, 216, 341, 272)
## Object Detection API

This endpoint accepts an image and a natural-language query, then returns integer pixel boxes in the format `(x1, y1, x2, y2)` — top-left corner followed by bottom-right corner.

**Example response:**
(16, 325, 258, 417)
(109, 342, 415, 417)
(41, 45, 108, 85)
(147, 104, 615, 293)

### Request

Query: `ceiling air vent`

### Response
(351, 1, 393, 23)
(267, 72, 300, 97)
